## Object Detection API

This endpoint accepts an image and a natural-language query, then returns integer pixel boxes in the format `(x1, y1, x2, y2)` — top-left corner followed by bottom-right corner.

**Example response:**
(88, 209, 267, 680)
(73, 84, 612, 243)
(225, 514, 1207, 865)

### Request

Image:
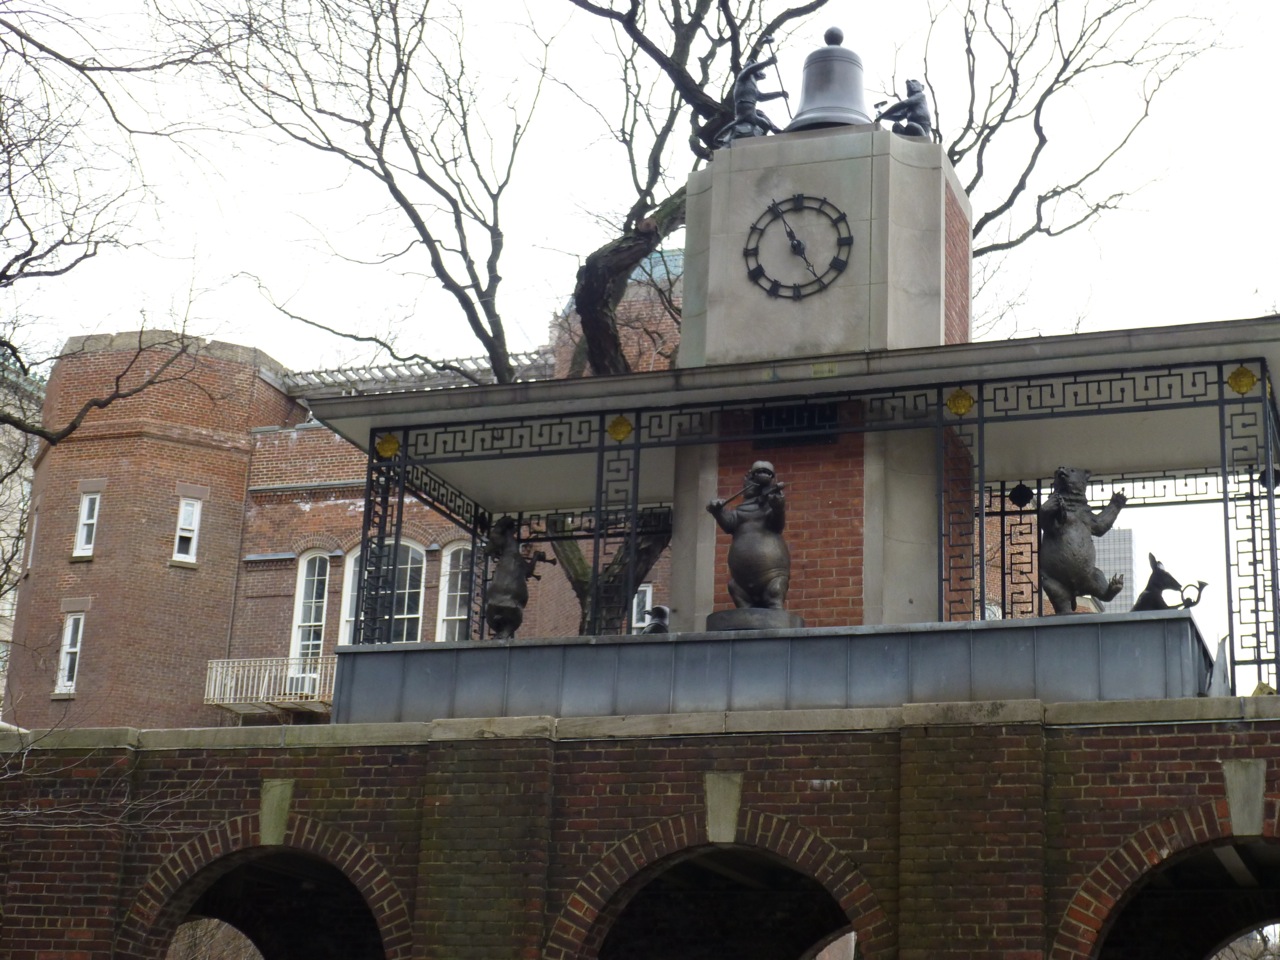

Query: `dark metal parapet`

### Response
(333, 610, 1216, 724)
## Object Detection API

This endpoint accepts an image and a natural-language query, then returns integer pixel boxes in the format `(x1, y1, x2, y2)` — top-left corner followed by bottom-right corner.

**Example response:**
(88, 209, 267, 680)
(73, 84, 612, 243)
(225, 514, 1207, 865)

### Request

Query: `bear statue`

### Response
(1037, 465, 1127, 614)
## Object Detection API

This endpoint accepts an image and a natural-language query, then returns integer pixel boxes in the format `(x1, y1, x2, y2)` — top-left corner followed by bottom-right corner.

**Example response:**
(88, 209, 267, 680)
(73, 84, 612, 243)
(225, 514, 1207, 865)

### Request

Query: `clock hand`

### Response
(774, 208, 819, 278)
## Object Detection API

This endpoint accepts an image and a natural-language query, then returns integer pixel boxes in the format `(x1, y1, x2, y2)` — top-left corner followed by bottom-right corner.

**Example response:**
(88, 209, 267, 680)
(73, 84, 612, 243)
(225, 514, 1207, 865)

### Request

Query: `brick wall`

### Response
(944, 184, 971, 346)
(714, 428, 865, 627)
(0, 706, 1274, 959)
(5, 336, 306, 730)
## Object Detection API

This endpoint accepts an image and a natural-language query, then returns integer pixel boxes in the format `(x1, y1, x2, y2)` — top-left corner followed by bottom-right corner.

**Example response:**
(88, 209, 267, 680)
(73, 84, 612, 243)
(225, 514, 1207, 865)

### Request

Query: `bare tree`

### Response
(0, 9, 228, 688)
(1214, 926, 1280, 960)
(566, 0, 1208, 365)
(159, 0, 549, 385)
(927, 0, 1208, 262)
(562, 0, 827, 376)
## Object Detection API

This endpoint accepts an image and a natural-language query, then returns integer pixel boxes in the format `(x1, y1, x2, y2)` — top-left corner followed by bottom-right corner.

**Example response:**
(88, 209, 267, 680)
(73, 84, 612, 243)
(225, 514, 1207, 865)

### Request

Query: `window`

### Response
(55, 613, 84, 693)
(172, 497, 202, 561)
(340, 541, 431, 644)
(23, 505, 37, 572)
(435, 543, 472, 642)
(289, 552, 329, 694)
(291, 552, 329, 660)
(632, 583, 655, 633)
(392, 542, 429, 643)
(73, 492, 100, 557)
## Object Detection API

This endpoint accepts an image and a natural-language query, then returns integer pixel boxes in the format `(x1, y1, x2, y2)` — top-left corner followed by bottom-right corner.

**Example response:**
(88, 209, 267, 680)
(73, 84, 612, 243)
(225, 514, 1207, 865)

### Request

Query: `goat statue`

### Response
(1131, 553, 1207, 612)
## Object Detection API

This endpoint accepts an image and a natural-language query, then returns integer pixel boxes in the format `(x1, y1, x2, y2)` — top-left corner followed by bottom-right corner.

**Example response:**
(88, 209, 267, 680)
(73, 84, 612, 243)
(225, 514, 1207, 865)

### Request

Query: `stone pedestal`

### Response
(705, 609, 806, 632)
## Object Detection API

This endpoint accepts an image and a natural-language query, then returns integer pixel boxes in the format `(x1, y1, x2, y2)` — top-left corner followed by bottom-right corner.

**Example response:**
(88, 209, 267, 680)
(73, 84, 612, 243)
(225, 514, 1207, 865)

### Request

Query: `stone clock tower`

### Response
(670, 31, 973, 630)
(679, 36, 971, 366)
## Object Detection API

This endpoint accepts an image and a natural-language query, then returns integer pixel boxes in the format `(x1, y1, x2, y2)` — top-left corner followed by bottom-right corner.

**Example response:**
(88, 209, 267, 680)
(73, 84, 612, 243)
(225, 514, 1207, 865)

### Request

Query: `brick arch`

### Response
(1049, 799, 1237, 960)
(544, 809, 891, 960)
(115, 814, 413, 960)
(290, 534, 345, 555)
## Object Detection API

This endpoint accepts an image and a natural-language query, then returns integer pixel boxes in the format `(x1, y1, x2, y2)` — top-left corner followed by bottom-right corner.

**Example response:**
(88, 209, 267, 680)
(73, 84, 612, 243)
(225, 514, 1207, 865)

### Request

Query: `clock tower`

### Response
(670, 31, 974, 631)
(678, 34, 971, 368)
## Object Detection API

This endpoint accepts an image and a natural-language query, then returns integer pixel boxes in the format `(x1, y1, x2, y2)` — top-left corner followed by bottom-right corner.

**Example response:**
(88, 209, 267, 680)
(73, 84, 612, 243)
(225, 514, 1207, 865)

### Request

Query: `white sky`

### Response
(14, 0, 1280, 374)
(11, 0, 1271, 646)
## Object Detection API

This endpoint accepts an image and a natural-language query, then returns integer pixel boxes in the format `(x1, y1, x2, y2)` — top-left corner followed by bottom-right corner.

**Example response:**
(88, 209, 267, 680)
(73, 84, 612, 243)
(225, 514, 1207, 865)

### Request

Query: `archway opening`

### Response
(1212, 924, 1280, 959)
(171, 851, 384, 960)
(165, 918, 263, 960)
(1097, 839, 1280, 960)
(598, 845, 850, 960)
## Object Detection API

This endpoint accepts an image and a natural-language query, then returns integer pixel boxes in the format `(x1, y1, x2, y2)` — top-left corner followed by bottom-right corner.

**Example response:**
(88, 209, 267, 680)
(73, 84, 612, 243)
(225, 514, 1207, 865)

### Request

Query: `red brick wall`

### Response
(6, 337, 307, 730)
(944, 183, 971, 345)
(713, 428, 865, 627)
(0, 711, 1274, 960)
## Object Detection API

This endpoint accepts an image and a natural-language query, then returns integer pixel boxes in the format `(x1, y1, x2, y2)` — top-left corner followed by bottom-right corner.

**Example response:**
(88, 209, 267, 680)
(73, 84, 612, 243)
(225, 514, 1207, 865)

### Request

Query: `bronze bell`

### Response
(784, 27, 872, 132)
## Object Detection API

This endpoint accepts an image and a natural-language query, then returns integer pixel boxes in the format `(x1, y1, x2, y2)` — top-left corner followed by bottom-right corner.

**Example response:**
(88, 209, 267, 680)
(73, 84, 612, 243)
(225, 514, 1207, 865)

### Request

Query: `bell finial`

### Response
(784, 27, 872, 132)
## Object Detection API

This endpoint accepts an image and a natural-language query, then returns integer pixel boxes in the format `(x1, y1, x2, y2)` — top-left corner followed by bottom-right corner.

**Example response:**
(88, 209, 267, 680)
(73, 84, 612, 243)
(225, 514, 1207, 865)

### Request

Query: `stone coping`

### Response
(5, 695, 1280, 753)
(333, 608, 1205, 652)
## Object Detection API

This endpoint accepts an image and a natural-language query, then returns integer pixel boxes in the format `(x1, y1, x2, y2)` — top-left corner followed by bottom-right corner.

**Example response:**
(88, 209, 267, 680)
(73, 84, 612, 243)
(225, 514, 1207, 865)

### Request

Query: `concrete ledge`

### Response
(6, 696, 1280, 754)
(1045, 696, 1280, 726)
(902, 699, 1044, 727)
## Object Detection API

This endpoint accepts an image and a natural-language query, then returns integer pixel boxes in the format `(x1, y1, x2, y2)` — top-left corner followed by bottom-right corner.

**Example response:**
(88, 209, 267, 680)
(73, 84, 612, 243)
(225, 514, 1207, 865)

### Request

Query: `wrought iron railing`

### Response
(204, 656, 337, 711)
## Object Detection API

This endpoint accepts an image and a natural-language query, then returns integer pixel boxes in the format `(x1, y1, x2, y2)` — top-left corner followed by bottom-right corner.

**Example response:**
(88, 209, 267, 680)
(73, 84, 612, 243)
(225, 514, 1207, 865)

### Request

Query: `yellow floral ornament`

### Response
(1227, 365, 1260, 396)
(607, 415, 634, 442)
(945, 387, 976, 417)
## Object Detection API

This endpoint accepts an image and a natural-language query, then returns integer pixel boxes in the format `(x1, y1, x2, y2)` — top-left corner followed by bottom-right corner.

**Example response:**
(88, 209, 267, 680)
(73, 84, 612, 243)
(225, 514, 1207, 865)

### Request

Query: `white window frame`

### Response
(172, 497, 202, 562)
(291, 551, 330, 661)
(73, 492, 100, 557)
(340, 541, 430, 644)
(340, 551, 360, 645)
(632, 583, 655, 633)
(435, 542, 472, 643)
(55, 613, 84, 693)
(23, 505, 37, 572)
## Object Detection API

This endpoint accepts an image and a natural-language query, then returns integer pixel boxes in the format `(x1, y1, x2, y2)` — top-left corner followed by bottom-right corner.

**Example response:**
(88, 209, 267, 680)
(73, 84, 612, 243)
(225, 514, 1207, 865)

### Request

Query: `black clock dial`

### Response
(743, 194, 853, 299)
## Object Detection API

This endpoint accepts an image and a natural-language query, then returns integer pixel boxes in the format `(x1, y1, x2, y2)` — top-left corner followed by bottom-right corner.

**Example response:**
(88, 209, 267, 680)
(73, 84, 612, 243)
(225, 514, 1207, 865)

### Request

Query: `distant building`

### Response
(3, 257, 683, 730)
(1094, 527, 1136, 611)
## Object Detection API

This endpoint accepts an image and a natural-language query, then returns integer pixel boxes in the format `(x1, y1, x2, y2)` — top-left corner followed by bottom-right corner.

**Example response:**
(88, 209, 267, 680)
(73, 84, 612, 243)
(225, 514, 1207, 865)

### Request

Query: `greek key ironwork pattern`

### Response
(942, 424, 979, 622)
(520, 506, 673, 541)
(403, 462, 486, 531)
(1222, 390, 1279, 686)
(982, 366, 1218, 420)
(405, 414, 601, 461)
(355, 462, 399, 645)
(357, 355, 1280, 684)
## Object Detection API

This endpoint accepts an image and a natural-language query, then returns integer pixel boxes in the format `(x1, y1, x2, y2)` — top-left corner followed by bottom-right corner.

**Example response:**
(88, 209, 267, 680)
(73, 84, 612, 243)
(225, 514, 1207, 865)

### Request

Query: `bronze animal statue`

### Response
(1037, 466, 1126, 614)
(483, 516, 555, 639)
(1131, 553, 1207, 611)
(875, 79, 932, 139)
(713, 54, 788, 147)
(707, 461, 790, 609)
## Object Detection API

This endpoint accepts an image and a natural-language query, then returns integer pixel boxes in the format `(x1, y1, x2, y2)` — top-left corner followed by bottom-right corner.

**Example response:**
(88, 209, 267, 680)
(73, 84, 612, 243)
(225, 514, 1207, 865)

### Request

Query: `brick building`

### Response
(3, 321, 675, 731)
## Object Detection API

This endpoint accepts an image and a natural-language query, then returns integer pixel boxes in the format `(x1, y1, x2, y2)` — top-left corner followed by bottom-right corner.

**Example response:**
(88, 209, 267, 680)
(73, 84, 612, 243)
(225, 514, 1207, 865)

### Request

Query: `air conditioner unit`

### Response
(285, 673, 318, 696)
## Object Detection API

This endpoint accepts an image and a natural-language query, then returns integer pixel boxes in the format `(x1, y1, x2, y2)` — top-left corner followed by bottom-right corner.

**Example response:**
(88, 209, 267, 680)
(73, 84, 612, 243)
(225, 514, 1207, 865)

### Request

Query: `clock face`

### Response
(743, 194, 853, 299)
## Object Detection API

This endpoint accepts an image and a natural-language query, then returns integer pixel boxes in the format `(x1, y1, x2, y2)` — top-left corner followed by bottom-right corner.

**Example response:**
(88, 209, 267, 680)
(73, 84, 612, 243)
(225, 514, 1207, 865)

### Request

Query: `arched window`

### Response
(435, 542, 472, 642)
(291, 551, 330, 660)
(339, 541, 429, 644)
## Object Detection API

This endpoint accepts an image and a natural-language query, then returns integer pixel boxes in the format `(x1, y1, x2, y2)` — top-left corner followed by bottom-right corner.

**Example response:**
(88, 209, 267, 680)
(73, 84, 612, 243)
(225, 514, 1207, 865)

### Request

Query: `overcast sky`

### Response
(15, 0, 1279, 377)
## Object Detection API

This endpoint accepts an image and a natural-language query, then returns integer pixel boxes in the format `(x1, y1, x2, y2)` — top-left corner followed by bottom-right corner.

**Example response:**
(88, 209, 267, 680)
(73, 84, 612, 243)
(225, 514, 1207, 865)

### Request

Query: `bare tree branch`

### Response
(161, 0, 550, 383)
